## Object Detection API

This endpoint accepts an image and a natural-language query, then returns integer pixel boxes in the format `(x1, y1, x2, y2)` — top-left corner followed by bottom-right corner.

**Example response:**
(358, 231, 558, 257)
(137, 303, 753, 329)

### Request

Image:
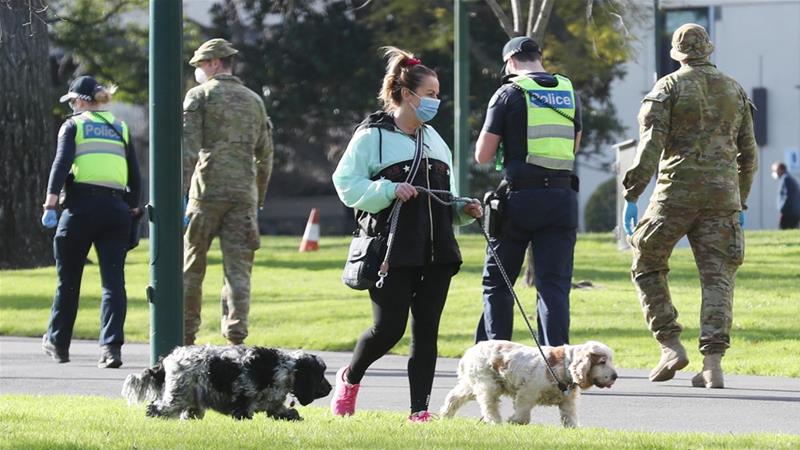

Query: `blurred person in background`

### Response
(771, 162, 800, 229)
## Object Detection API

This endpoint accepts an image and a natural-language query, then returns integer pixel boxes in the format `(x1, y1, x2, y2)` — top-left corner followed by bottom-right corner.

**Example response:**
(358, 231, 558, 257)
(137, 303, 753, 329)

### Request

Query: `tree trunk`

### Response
(0, 1, 55, 269)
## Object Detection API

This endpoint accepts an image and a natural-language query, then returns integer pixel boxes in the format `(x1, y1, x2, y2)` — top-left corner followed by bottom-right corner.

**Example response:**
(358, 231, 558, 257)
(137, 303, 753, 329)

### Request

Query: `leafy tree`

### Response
(48, 0, 149, 104)
(205, 0, 385, 194)
(469, 0, 644, 190)
(42, 0, 643, 199)
(48, 0, 205, 106)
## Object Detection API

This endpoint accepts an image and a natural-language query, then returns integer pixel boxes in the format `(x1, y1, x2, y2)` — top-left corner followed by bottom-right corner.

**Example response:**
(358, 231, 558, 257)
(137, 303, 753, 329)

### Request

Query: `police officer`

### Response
(474, 37, 582, 346)
(182, 38, 274, 346)
(622, 24, 757, 388)
(40, 75, 141, 368)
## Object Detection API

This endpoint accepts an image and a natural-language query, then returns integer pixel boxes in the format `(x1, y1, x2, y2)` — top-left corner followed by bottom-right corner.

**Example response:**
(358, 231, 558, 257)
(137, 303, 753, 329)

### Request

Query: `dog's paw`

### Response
(507, 418, 530, 425)
(232, 411, 254, 420)
(276, 408, 302, 421)
(145, 403, 160, 418)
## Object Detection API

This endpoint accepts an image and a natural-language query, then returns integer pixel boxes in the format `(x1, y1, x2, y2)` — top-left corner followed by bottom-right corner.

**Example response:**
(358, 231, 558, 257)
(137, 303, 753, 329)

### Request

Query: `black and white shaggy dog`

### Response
(122, 345, 332, 421)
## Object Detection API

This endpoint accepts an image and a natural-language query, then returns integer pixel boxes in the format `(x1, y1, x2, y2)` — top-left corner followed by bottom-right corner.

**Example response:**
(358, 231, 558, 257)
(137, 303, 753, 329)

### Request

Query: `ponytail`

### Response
(92, 84, 118, 104)
(378, 46, 437, 111)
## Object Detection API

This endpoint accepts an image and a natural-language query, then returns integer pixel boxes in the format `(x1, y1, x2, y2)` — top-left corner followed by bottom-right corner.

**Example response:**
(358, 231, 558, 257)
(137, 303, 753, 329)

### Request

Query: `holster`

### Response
(482, 180, 508, 238)
(58, 174, 74, 208)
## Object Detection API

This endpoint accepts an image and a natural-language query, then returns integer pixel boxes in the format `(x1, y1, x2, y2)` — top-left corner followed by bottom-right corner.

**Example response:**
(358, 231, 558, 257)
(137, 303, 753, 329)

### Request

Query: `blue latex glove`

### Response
(623, 201, 638, 236)
(739, 211, 745, 227)
(41, 209, 58, 228)
(183, 195, 190, 227)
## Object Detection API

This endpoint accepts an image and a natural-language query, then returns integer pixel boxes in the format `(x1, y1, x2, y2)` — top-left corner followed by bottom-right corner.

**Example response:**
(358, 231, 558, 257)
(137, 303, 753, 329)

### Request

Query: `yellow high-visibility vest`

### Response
(511, 74, 576, 170)
(71, 111, 129, 190)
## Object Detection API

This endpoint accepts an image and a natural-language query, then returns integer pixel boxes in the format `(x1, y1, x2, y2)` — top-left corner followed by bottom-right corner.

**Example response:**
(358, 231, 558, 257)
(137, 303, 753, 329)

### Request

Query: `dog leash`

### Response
(393, 187, 571, 393)
(375, 129, 426, 289)
(376, 186, 460, 288)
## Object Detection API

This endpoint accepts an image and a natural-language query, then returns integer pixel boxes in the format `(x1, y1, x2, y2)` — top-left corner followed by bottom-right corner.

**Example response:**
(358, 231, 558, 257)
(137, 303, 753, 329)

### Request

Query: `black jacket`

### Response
(355, 111, 462, 270)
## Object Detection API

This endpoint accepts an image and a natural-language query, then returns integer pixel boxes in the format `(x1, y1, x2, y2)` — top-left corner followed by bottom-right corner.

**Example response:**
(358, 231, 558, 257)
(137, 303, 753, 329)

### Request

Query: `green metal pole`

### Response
(454, 0, 470, 198)
(148, 0, 183, 364)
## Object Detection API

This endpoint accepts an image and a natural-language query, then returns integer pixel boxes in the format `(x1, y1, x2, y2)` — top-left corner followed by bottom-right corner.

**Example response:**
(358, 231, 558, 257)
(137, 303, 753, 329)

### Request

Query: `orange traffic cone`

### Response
(299, 208, 320, 252)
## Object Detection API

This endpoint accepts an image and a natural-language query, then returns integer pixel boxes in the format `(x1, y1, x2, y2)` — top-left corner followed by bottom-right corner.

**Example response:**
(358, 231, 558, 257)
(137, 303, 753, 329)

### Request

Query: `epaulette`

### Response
(643, 90, 669, 103)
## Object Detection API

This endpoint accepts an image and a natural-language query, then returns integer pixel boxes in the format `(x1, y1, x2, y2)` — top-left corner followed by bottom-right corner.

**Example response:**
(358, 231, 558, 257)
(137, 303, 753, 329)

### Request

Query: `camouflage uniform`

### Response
(623, 24, 757, 356)
(183, 39, 274, 345)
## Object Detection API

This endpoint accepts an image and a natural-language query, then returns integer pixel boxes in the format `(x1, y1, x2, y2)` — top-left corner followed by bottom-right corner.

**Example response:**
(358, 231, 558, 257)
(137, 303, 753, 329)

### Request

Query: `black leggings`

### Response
(347, 264, 455, 413)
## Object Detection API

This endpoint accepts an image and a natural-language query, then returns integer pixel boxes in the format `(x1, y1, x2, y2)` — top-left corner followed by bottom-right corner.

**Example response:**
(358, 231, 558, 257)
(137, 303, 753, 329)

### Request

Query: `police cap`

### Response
(59, 75, 100, 103)
(502, 36, 541, 62)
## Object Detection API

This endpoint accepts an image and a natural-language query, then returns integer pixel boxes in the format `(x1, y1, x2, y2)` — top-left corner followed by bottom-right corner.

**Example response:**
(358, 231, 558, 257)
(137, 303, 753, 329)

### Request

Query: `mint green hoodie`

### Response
(333, 122, 474, 227)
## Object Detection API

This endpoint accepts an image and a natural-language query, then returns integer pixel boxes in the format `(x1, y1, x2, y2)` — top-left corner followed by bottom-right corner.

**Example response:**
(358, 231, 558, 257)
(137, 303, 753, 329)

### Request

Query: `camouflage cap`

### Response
(670, 23, 714, 61)
(189, 38, 239, 67)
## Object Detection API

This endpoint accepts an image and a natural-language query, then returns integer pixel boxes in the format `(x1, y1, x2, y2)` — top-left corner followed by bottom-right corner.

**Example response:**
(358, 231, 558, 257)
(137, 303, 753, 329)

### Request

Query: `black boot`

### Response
(42, 334, 69, 363)
(98, 345, 122, 368)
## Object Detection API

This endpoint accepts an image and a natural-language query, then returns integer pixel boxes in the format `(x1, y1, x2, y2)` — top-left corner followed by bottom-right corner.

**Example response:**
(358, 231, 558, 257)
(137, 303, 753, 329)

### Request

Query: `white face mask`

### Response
(771, 172, 780, 180)
(194, 67, 209, 84)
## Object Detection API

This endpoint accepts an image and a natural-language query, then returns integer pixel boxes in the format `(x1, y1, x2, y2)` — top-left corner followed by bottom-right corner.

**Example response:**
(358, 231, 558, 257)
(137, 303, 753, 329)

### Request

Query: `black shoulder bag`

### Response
(342, 128, 424, 290)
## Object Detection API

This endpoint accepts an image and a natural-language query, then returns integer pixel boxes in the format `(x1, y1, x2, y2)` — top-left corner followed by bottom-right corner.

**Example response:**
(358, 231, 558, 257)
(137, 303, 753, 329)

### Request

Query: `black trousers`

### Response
(476, 187, 577, 346)
(347, 263, 456, 413)
(47, 193, 131, 349)
(779, 214, 799, 229)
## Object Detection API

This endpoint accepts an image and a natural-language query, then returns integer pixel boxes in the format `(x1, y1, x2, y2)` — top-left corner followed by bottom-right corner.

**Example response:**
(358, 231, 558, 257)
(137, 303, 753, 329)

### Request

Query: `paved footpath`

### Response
(1, 336, 798, 435)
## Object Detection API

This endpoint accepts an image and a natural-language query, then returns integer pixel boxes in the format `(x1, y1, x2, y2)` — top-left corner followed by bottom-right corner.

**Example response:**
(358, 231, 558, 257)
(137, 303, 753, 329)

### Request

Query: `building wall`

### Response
(580, 0, 800, 230)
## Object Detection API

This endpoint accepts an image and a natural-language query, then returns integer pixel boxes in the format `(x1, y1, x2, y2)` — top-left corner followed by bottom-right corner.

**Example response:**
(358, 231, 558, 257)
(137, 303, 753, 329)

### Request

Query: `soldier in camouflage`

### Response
(622, 24, 757, 388)
(183, 38, 274, 345)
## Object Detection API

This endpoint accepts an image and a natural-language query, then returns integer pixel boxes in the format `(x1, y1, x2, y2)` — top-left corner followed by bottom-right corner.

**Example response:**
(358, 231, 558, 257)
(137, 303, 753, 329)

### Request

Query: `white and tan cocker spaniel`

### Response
(440, 340, 617, 427)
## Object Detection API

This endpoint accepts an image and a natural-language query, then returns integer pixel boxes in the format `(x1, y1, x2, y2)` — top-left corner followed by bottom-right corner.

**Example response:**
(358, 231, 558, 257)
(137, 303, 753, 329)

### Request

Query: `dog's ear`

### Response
(568, 347, 594, 388)
(292, 354, 325, 406)
(147, 357, 166, 388)
(586, 341, 612, 366)
(244, 347, 281, 390)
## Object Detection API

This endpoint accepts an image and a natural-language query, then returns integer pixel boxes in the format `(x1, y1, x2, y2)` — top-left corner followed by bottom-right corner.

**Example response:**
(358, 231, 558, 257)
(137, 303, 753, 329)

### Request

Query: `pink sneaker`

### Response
(331, 366, 360, 416)
(408, 411, 435, 423)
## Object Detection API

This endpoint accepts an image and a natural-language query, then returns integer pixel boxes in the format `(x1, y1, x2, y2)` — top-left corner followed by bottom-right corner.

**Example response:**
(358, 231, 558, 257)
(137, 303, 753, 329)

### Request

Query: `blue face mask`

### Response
(411, 91, 440, 122)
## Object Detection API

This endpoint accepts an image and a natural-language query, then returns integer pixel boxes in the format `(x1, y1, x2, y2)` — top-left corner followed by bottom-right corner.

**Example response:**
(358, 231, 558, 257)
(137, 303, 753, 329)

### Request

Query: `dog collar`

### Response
(560, 352, 577, 394)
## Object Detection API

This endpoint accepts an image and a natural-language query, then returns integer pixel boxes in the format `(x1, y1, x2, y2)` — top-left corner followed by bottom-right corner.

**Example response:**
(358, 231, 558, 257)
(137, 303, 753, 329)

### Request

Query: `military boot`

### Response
(691, 353, 724, 388)
(649, 336, 689, 382)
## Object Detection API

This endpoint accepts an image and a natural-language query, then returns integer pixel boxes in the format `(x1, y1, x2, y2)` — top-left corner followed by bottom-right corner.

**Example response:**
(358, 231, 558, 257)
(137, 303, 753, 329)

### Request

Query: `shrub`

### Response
(584, 177, 617, 232)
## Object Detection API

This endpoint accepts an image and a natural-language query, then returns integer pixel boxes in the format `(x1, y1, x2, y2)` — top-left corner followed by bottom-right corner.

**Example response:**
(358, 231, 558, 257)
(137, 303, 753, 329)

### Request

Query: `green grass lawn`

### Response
(1, 230, 798, 377)
(1, 395, 798, 449)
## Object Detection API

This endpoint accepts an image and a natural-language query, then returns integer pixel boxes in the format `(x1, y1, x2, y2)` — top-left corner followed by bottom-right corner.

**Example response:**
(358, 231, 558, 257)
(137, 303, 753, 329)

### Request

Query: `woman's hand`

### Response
(463, 199, 483, 219)
(394, 183, 418, 202)
(41, 194, 59, 228)
(42, 194, 58, 210)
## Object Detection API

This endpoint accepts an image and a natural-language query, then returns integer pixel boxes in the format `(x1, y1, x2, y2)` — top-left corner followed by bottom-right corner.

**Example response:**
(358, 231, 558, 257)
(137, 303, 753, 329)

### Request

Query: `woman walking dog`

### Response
(331, 47, 481, 422)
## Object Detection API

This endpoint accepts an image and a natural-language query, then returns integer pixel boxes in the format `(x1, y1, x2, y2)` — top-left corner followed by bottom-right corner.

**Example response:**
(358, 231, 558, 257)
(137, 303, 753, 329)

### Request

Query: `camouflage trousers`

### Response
(184, 199, 260, 345)
(629, 203, 744, 355)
